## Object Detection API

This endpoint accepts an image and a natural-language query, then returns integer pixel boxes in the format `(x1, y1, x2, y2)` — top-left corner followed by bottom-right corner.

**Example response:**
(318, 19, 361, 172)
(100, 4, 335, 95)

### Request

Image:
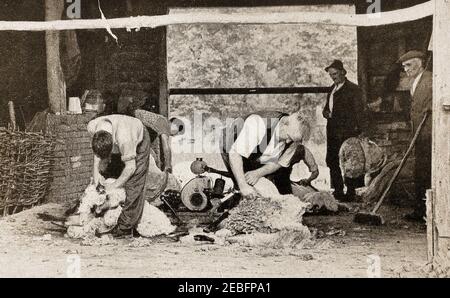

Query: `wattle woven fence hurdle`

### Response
(0, 128, 56, 216)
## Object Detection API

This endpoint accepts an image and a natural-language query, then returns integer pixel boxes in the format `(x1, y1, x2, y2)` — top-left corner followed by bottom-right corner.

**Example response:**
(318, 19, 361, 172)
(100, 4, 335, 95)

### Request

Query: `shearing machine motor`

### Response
(160, 158, 239, 227)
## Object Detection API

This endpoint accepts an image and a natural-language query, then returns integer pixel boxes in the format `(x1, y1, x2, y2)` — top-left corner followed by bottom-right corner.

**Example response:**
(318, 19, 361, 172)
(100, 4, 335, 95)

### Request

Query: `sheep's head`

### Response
(94, 194, 112, 215)
(76, 183, 110, 223)
(94, 187, 126, 215)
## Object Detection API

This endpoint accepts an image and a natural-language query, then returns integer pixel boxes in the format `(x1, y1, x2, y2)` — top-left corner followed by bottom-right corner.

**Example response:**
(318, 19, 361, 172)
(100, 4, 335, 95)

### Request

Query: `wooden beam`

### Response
(431, 0, 450, 265)
(166, 0, 355, 7)
(169, 87, 331, 95)
(0, 1, 433, 31)
(45, 0, 66, 114)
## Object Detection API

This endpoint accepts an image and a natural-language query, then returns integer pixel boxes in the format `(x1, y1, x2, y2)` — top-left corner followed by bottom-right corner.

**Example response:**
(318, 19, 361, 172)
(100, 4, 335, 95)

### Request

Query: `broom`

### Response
(354, 111, 429, 225)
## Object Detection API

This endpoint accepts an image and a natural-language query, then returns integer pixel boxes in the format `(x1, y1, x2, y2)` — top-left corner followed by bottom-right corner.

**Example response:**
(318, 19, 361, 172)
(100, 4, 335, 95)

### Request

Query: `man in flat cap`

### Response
(323, 59, 368, 201)
(398, 50, 432, 222)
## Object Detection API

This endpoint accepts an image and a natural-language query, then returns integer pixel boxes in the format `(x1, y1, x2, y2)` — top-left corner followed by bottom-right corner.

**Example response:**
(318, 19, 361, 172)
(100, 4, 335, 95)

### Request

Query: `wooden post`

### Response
(159, 28, 169, 118)
(356, 29, 369, 106)
(45, 0, 66, 114)
(432, 0, 450, 266)
(126, 0, 133, 14)
(355, 1, 370, 106)
(8, 101, 17, 131)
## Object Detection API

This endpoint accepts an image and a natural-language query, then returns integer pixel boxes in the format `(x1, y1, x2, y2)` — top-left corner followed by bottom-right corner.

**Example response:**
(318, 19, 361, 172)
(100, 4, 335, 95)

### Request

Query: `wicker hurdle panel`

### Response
(0, 129, 56, 216)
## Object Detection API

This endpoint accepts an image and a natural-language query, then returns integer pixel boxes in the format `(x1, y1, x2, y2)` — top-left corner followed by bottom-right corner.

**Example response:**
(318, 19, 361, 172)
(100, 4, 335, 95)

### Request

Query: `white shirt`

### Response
(230, 114, 292, 166)
(329, 82, 345, 118)
(87, 115, 144, 162)
(411, 71, 424, 97)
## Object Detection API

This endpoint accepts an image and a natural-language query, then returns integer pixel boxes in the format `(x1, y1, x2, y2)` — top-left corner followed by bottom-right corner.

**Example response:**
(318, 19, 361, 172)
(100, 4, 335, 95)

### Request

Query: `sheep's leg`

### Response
(65, 215, 82, 226)
(64, 200, 80, 216)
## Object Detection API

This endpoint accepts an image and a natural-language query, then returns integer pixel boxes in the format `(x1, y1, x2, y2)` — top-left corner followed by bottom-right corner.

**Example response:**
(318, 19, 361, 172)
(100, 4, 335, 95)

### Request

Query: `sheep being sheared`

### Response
(339, 137, 386, 187)
(65, 179, 175, 239)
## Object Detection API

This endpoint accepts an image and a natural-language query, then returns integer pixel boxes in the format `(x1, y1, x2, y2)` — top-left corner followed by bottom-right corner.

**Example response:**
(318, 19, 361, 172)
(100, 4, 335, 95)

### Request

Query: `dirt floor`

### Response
(0, 201, 434, 278)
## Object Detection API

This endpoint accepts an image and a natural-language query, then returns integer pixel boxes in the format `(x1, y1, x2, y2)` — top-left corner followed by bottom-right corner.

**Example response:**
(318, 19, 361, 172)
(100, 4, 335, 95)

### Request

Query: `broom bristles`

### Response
(354, 212, 384, 226)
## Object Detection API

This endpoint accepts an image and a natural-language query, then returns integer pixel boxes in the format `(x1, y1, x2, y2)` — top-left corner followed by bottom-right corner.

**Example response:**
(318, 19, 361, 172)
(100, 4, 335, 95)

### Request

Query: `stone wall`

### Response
(167, 5, 358, 122)
(167, 5, 357, 172)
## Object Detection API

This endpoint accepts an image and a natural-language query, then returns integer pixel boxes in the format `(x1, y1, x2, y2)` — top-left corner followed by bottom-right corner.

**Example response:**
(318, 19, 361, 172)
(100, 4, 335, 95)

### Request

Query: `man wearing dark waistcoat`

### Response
(220, 111, 315, 199)
(323, 60, 368, 201)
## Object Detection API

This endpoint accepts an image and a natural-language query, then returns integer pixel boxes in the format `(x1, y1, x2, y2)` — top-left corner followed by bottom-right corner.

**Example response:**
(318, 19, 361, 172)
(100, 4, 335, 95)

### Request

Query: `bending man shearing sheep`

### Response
(87, 114, 151, 238)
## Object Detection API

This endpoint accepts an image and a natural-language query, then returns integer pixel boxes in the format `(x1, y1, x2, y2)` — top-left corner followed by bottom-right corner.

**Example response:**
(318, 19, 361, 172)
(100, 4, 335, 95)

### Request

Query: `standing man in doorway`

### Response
(398, 50, 432, 223)
(323, 59, 368, 202)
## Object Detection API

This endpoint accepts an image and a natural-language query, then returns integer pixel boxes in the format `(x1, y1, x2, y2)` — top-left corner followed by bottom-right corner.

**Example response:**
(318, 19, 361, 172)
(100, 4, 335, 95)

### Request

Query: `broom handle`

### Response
(372, 111, 430, 213)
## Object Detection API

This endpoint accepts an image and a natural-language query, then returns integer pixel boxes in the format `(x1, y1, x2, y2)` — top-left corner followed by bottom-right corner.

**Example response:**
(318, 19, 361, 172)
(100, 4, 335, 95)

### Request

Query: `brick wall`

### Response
(371, 118, 416, 205)
(355, 1, 431, 206)
(77, 28, 165, 114)
(45, 112, 97, 204)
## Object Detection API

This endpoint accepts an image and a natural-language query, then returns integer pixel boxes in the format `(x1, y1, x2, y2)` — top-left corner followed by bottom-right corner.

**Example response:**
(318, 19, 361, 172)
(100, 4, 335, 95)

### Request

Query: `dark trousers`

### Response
(221, 153, 292, 195)
(326, 135, 364, 195)
(414, 138, 431, 214)
(100, 129, 151, 232)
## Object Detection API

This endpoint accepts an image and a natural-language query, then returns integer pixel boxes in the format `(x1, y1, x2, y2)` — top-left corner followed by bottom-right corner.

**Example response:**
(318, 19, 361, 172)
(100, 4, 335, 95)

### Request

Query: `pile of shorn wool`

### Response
(220, 178, 311, 247)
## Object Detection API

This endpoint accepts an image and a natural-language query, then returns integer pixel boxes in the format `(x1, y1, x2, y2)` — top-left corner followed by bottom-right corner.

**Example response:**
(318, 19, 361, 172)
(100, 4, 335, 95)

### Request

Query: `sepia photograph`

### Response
(0, 0, 449, 281)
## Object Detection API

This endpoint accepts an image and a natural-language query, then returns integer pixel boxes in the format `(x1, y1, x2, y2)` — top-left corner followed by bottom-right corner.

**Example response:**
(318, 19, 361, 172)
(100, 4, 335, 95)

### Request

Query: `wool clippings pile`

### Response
(220, 178, 311, 248)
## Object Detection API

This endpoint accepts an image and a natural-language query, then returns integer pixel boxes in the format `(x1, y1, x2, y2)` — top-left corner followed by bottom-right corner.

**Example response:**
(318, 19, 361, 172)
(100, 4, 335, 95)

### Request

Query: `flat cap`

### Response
(325, 59, 346, 72)
(397, 50, 426, 63)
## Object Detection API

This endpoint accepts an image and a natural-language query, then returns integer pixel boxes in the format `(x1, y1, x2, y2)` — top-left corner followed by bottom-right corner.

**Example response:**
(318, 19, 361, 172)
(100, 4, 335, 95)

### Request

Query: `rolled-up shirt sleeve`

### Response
(304, 147, 318, 173)
(119, 141, 138, 162)
(230, 115, 266, 158)
(87, 119, 97, 136)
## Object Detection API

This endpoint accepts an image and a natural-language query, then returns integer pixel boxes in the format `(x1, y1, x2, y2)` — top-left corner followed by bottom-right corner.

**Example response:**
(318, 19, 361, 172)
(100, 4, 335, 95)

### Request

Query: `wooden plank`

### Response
(45, 0, 66, 114)
(169, 87, 331, 95)
(432, 0, 450, 266)
(0, 1, 434, 31)
(426, 189, 435, 261)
